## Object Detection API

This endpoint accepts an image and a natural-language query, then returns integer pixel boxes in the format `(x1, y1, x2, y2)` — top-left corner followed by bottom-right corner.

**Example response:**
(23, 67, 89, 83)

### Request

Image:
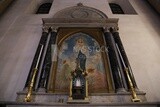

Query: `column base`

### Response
(68, 97, 73, 100)
(132, 98, 142, 102)
(84, 97, 89, 100)
(116, 88, 127, 93)
(37, 88, 46, 93)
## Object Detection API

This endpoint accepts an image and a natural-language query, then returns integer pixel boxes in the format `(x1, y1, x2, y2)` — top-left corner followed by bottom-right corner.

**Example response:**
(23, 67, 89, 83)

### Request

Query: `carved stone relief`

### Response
(53, 3, 108, 19)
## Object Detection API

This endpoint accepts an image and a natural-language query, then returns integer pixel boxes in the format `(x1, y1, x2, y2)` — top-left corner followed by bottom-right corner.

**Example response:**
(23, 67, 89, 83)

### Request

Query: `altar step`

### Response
(0, 101, 159, 107)
(16, 91, 147, 103)
(13, 91, 156, 106)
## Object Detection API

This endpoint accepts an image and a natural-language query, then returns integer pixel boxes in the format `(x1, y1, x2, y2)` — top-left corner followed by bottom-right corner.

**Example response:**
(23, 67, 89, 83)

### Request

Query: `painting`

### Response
(55, 32, 108, 92)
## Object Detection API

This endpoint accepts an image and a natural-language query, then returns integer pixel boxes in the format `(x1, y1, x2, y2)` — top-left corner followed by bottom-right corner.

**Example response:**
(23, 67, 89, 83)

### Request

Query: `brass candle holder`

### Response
(24, 45, 44, 102)
(24, 68, 38, 102)
(116, 44, 141, 102)
(125, 68, 141, 102)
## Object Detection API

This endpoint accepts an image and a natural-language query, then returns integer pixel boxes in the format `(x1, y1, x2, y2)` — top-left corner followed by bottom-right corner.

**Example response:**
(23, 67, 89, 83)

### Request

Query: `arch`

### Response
(56, 28, 105, 48)
(55, 32, 108, 93)
(53, 3, 108, 19)
(58, 31, 103, 47)
(36, 3, 52, 14)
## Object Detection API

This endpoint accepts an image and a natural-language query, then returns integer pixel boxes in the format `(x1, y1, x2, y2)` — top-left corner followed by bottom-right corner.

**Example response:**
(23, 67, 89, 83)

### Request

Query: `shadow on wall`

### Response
(0, 104, 6, 107)
(0, 0, 14, 15)
(147, 0, 160, 15)
(134, 0, 160, 37)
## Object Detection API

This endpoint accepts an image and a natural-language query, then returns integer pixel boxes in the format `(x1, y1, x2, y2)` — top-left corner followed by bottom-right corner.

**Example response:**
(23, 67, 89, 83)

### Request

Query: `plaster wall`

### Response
(0, 0, 159, 102)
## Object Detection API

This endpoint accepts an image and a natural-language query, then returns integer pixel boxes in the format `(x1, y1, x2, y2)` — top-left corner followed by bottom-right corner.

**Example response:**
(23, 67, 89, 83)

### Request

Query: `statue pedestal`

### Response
(72, 87, 84, 99)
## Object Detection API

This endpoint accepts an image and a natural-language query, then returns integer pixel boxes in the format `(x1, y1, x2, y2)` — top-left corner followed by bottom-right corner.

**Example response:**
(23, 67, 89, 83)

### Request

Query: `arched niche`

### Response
(55, 30, 109, 93)
(56, 28, 104, 47)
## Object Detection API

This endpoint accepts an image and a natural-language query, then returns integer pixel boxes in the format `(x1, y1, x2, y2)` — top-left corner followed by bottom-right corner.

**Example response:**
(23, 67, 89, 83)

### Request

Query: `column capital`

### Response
(50, 27, 57, 33)
(42, 26, 49, 33)
(111, 27, 119, 32)
(103, 27, 111, 33)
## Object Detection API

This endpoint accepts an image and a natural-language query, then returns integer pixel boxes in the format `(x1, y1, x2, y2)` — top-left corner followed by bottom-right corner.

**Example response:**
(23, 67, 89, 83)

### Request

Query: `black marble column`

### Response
(111, 28, 138, 89)
(104, 28, 125, 92)
(24, 30, 49, 90)
(38, 30, 57, 90)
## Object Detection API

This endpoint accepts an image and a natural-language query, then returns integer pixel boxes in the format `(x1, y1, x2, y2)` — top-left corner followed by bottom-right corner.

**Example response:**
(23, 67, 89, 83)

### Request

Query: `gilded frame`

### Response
(48, 27, 114, 93)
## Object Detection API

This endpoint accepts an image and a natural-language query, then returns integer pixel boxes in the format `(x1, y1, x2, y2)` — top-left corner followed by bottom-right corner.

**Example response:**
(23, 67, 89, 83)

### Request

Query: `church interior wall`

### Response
(0, 0, 160, 103)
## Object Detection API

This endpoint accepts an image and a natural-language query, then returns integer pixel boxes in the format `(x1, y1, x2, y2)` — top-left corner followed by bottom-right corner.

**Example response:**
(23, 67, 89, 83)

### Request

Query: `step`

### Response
(16, 91, 147, 103)
(0, 101, 159, 107)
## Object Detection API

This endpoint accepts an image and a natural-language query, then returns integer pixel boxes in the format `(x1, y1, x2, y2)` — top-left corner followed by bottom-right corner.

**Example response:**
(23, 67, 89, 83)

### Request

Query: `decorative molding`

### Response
(71, 9, 89, 19)
(42, 18, 119, 29)
(42, 5, 118, 29)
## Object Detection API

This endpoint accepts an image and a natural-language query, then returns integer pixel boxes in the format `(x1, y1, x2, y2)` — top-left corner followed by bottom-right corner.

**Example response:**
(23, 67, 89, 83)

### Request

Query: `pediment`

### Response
(42, 3, 119, 30)
(53, 3, 108, 19)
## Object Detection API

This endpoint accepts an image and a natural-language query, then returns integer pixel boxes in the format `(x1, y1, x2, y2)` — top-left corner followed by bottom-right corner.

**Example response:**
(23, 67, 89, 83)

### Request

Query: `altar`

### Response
(17, 4, 146, 104)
